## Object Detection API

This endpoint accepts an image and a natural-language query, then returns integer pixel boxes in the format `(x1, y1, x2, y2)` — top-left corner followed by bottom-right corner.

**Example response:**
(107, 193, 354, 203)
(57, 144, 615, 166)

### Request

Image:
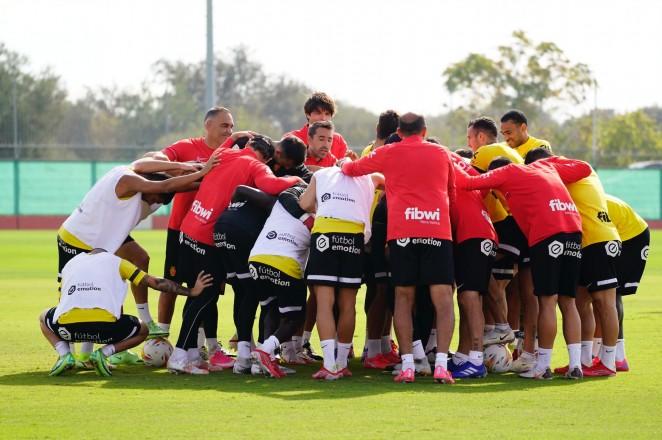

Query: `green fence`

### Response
(0, 161, 660, 219)
(0, 161, 171, 217)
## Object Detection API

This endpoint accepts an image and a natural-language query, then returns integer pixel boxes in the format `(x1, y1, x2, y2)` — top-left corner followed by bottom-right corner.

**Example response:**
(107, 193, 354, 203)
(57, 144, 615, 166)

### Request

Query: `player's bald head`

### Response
(397, 112, 426, 137)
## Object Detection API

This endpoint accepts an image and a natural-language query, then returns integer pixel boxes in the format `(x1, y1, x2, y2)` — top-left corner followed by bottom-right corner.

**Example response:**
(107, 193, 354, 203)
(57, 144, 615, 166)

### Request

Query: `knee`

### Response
(132, 250, 150, 271)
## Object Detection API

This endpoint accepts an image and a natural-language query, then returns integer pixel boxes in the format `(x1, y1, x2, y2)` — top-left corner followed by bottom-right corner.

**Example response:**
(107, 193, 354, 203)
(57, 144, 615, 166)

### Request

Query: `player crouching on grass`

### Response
(40, 248, 213, 377)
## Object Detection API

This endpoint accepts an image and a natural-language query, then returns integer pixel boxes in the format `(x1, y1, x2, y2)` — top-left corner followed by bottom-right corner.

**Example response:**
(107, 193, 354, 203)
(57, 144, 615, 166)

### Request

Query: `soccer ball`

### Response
(484, 344, 513, 373)
(141, 338, 173, 367)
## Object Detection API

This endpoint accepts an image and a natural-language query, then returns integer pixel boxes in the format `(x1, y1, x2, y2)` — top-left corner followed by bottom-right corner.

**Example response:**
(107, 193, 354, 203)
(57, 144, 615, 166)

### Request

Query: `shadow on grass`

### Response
(0, 362, 602, 400)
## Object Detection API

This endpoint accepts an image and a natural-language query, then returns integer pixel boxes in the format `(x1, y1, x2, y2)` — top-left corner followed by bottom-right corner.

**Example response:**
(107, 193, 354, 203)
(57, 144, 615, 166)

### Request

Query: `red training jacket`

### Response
(454, 159, 590, 246)
(341, 135, 456, 241)
(180, 147, 301, 245)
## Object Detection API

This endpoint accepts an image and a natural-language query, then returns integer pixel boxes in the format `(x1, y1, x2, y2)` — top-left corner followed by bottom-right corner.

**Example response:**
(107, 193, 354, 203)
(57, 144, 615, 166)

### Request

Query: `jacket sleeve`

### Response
(341, 147, 387, 176)
(547, 157, 593, 184)
(252, 162, 301, 195)
(456, 163, 510, 191)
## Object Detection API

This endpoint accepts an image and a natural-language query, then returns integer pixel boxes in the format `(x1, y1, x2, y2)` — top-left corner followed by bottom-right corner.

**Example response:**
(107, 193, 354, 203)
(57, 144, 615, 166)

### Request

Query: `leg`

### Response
(429, 284, 454, 355)
(458, 291, 484, 353)
(112, 322, 148, 353)
(393, 286, 416, 357)
(315, 285, 338, 371)
(519, 267, 538, 354)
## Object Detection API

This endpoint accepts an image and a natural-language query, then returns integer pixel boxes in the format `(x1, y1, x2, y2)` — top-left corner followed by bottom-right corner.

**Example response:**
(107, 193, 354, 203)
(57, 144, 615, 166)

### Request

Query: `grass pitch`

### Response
(0, 230, 660, 439)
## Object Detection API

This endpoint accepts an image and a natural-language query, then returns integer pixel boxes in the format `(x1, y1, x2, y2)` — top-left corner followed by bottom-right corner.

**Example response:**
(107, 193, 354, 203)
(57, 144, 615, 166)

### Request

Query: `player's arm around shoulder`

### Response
(116, 152, 220, 197)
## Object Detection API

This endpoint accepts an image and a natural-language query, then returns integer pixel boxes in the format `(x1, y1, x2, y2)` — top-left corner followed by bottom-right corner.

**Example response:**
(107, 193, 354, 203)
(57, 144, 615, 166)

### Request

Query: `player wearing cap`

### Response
(447, 151, 497, 379)
(500, 109, 552, 159)
(299, 165, 380, 380)
(284, 91, 348, 159)
(455, 156, 592, 380)
(342, 112, 457, 385)
(167, 136, 301, 374)
(526, 148, 622, 378)
(41, 249, 212, 377)
(604, 194, 649, 371)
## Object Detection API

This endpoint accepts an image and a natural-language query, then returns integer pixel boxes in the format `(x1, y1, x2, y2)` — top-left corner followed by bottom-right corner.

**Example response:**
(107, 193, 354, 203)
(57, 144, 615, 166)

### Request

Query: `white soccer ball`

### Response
(141, 338, 173, 367)
(484, 344, 513, 373)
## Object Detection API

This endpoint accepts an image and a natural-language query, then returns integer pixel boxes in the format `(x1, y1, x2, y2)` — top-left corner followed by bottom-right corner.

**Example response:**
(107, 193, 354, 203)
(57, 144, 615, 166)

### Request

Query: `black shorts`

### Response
(163, 228, 181, 282)
(388, 237, 454, 286)
(57, 234, 134, 277)
(492, 254, 516, 280)
(579, 240, 621, 292)
(45, 307, 142, 344)
(529, 232, 582, 297)
(617, 228, 650, 296)
(57, 235, 88, 276)
(214, 221, 258, 285)
(307, 232, 364, 288)
(177, 233, 226, 294)
(249, 262, 307, 315)
(454, 238, 496, 294)
(494, 217, 530, 266)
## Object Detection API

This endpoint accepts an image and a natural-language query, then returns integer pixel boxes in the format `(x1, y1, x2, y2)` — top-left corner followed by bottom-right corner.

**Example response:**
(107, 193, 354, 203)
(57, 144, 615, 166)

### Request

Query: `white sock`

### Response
(292, 335, 303, 351)
(302, 331, 312, 344)
(484, 324, 495, 333)
(601, 345, 616, 371)
(452, 351, 469, 365)
(616, 339, 626, 362)
(336, 342, 352, 369)
(381, 335, 391, 353)
(535, 348, 552, 371)
(469, 350, 483, 365)
(412, 340, 426, 360)
(321, 339, 336, 371)
(171, 347, 187, 362)
(581, 340, 593, 366)
(238, 341, 251, 359)
(206, 338, 219, 351)
(136, 303, 152, 323)
(435, 352, 448, 369)
(567, 343, 581, 369)
(187, 348, 199, 360)
(521, 351, 536, 361)
(80, 342, 94, 354)
(261, 335, 280, 356)
(495, 323, 510, 332)
(158, 322, 170, 332)
(197, 327, 206, 348)
(426, 329, 437, 352)
(101, 345, 115, 357)
(55, 341, 70, 356)
(592, 338, 602, 357)
(401, 353, 414, 371)
(367, 339, 381, 358)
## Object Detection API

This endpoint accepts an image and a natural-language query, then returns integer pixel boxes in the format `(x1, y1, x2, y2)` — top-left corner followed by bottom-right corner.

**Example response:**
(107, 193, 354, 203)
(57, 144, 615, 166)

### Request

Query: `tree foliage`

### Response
(443, 31, 595, 117)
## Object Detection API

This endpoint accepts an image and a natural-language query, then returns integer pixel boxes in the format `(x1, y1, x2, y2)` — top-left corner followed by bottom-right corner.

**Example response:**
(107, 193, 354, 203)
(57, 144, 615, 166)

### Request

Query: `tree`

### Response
(597, 110, 662, 167)
(443, 31, 595, 118)
(0, 43, 67, 146)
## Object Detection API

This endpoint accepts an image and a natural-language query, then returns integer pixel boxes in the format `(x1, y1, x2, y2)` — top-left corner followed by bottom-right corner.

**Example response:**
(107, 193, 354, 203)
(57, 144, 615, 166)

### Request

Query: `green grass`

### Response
(1, 230, 661, 439)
